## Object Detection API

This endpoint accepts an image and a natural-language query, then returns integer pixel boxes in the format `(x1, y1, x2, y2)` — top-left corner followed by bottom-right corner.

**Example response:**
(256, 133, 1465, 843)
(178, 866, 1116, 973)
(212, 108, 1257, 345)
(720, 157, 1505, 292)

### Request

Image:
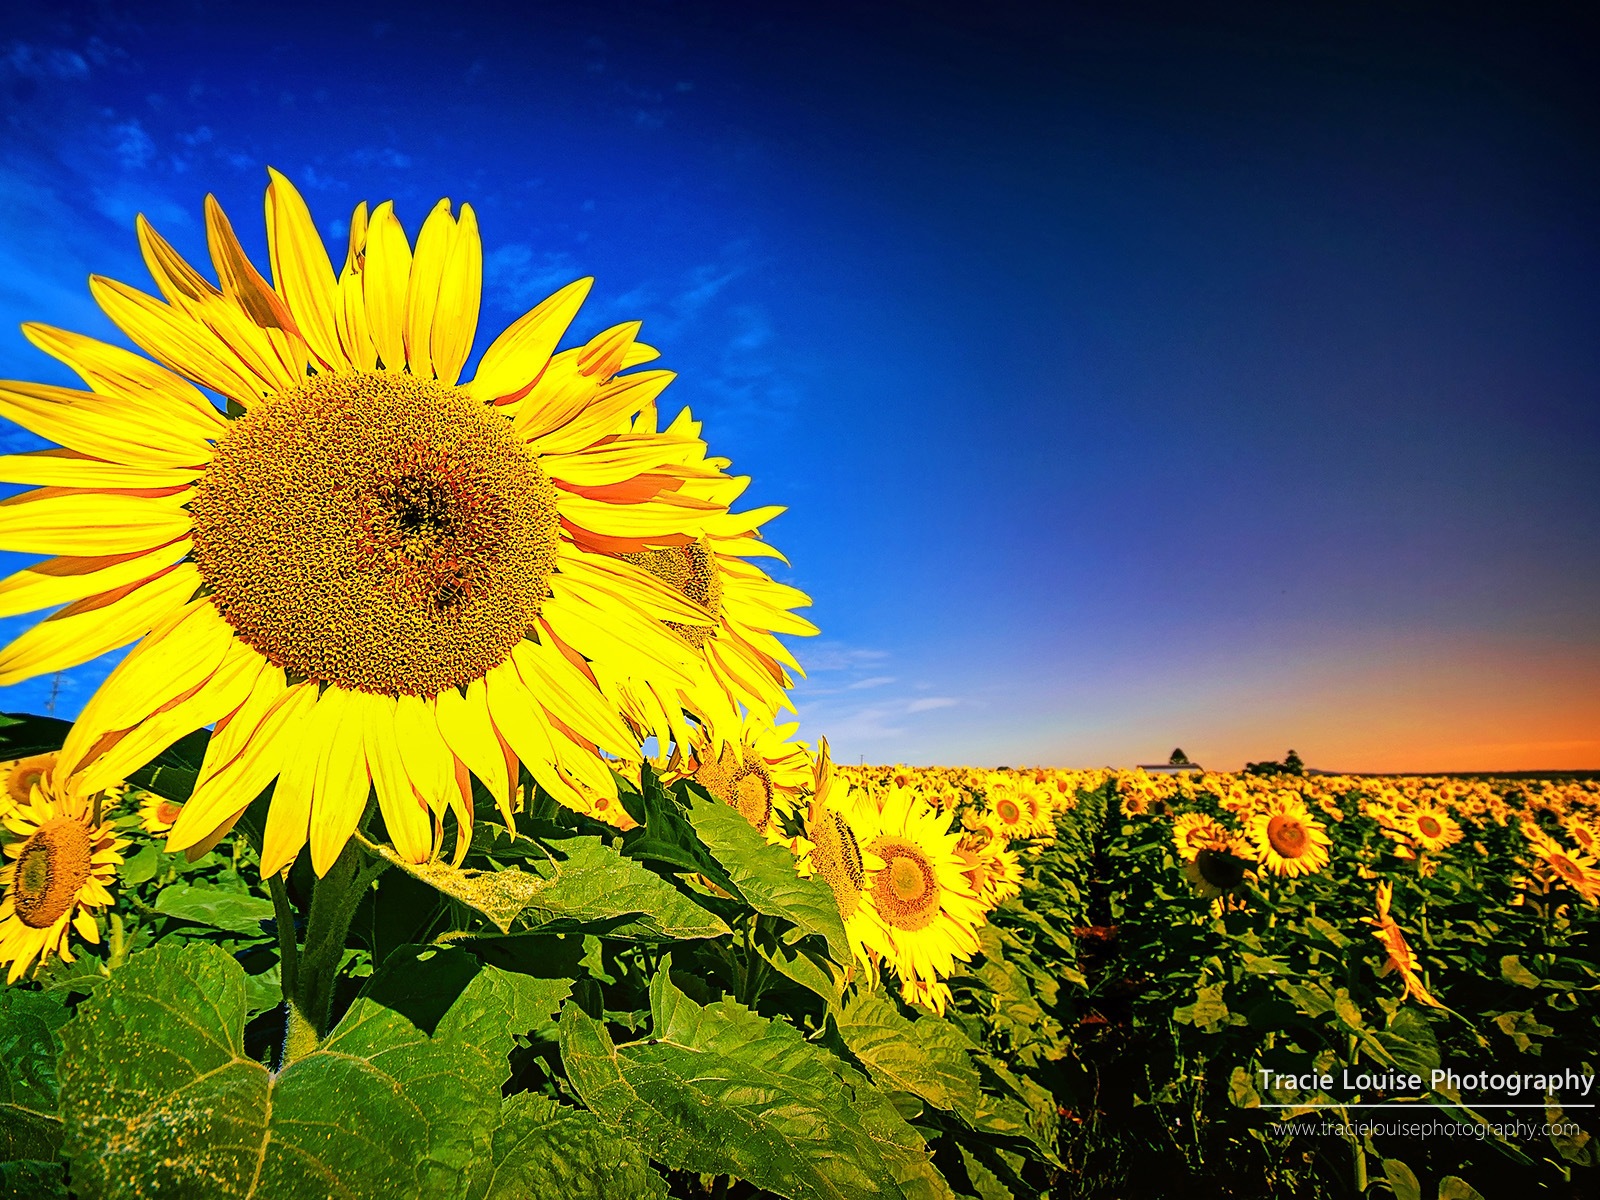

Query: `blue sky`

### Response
(1, 2, 1596, 770)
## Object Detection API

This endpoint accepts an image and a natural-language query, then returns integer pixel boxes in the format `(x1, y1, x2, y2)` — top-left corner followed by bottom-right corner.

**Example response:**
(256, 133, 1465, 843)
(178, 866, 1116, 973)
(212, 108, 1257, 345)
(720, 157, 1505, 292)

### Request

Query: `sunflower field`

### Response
(0, 174, 1593, 1198)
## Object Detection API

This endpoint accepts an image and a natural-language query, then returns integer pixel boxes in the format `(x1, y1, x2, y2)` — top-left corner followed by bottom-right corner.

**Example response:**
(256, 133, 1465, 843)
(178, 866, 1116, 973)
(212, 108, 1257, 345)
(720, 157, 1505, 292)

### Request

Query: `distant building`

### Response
(1136, 762, 1204, 775)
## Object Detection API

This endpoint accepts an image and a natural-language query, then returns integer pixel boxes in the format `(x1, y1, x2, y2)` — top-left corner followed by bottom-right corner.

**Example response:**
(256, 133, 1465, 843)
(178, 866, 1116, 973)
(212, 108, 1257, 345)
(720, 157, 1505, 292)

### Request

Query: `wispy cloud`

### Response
(907, 697, 957, 713)
(483, 245, 585, 312)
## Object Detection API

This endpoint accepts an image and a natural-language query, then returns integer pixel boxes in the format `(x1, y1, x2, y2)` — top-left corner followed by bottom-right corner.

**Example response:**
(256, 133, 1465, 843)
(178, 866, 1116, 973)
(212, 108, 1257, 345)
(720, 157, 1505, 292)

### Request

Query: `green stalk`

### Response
(276, 841, 388, 1068)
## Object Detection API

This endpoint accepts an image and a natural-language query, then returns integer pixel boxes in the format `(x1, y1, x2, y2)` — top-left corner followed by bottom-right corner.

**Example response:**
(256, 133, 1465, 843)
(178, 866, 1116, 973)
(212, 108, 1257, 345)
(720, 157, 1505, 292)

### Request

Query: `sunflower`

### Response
(137, 791, 185, 835)
(985, 783, 1032, 838)
(1524, 825, 1600, 904)
(1246, 795, 1332, 878)
(1369, 881, 1443, 1007)
(956, 824, 1024, 909)
(855, 785, 985, 993)
(0, 171, 750, 877)
(1182, 836, 1254, 901)
(1405, 805, 1463, 854)
(1172, 812, 1230, 862)
(801, 738, 882, 970)
(681, 714, 811, 836)
(0, 753, 57, 811)
(602, 406, 817, 753)
(0, 781, 126, 982)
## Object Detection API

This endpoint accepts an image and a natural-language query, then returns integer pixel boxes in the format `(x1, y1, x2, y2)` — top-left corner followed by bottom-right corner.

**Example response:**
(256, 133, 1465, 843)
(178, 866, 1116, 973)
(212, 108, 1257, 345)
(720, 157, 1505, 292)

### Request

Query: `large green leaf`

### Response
(559, 963, 941, 1199)
(0, 989, 70, 1161)
(59, 943, 568, 1199)
(464, 1093, 668, 1200)
(153, 881, 276, 937)
(684, 793, 849, 963)
(509, 835, 730, 942)
(620, 768, 738, 893)
(835, 992, 983, 1125)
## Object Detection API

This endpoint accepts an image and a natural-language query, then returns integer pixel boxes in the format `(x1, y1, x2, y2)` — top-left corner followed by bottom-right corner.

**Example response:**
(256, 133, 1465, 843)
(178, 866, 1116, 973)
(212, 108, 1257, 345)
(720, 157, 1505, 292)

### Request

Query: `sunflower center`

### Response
(1417, 816, 1442, 838)
(156, 800, 184, 825)
(619, 541, 722, 649)
(871, 837, 940, 932)
(811, 810, 865, 918)
(191, 372, 558, 696)
(1266, 814, 1308, 857)
(996, 798, 1021, 825)
(731, 769, 774, 831)
(4, 753, 55, 806)
(12, 816, 92, 929)
(1549, 853, 1585, 886)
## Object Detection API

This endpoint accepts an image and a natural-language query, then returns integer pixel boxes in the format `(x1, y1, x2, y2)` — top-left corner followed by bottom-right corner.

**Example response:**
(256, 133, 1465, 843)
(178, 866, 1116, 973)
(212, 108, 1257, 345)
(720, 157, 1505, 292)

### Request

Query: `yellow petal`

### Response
(0, 561, 199, 687)
(0, 488, 192, 555)
(57, 598, 233, 776)
(0, 449, 202, 490)
(483, 659, 578, 809)
(525, 369, 675, 454)
(362, 201, 412, 373)
(0, 380, 215, 468)
(168, 674, 314, 854)
(404, 199, 456, 382)
(308, 687, 373, 877)
(76, 637, 265, 796)
(90, 275, 275, 405)
(260, 694, 328, 877)
(265, 168, 348, 373)
(21, 323, 226, 428)
(433, 677, 510, 819)
(468, 280, 594, 405)
(512, 635, 638, 759)
(361, 692, 432, 864)
(0, 540, 191, 620)
(205, 195, 309, 384)
(430, 203, 481, 386)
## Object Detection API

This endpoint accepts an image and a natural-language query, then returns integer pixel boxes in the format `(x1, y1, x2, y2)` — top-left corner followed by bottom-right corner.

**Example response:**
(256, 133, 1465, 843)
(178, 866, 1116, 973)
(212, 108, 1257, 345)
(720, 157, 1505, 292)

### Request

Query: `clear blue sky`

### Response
(1, 1, 1596, 769)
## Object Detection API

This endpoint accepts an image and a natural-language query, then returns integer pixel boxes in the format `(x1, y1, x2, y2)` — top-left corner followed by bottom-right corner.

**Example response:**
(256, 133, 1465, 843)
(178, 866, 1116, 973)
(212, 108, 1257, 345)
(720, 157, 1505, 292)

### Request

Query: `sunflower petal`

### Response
(0, 381, 215, 468)
(0, 488, 192, 555)
(308, 687, 373, 877)
(430, 203, 481, 386)
(0, 449, 202, 490)
(433, 677, 510, 818)
(362, 692, 432, 864)
(21, 323, 225, 427)
(0, 561, 199, 687)
(265, 168, 347, 372)
(467, 278, 591, 405)
(0, 541, 190, 621)
(363, 201, 412, 373)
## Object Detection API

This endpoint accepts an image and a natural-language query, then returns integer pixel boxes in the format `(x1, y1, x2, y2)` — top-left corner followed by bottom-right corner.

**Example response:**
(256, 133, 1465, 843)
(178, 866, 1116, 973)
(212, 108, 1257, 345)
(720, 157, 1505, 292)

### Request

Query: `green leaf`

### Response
(152, 880, 276, 937)
(759, 938, 846, 1012)
(1437, 1177, 1485, 1200)
(119, 843, 162, 886)
(59, 943, 566, 1199)
(0, 989, 70, 1161)
(559, 964, 923, 1199)
(1382, 1158, 1422, 1200)
(620, 767, 738, 892)
(1173, 983, 1232, 1033)
(465, 1093, 667, 1200)
(1304, 914, 1352, 949)
(685, 794, 850, 963)
(1228, 1065, 1262, 1109)
(1491, 1009, 1554, 1053)
(835, 992, 983, 1124)
(0, 713, 70, 759)
(956, 1145, 1015, 1200)
(510, 835, 730, 942)
(1500, 955, 1541, 988)
(376, 846, 550, 933)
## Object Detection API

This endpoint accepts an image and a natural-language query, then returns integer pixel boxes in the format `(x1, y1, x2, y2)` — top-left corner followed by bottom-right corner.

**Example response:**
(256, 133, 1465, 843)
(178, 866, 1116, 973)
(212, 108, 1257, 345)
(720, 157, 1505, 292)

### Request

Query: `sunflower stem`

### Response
(278, 841, 388, 1068)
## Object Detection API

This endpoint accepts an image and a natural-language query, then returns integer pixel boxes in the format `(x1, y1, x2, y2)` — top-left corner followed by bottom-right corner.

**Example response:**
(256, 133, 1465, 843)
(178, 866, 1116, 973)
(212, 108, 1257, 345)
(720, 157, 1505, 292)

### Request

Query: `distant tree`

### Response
(1168, 748, 1190, 765)
(1284, 749, 1305, 776)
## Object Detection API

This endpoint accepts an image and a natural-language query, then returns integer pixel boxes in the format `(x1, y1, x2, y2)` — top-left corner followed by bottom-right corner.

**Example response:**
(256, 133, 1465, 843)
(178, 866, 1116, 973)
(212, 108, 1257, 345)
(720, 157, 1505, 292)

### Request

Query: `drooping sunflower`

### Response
(1172, 812, 1231, 862)
(1369, 881, 1443, 1007)
(955, 823, 1024, 909)
(0, 171, 739, 877)
(1246, 794, 1332, 878)
(1182, 835, 1255, 902)
(680, 714, 811, 836)
(0, 782, 126, 982)
(1405, 805, 1463, 854)
(856, 785, 985, 994)
(1523, 825, 1600, 904)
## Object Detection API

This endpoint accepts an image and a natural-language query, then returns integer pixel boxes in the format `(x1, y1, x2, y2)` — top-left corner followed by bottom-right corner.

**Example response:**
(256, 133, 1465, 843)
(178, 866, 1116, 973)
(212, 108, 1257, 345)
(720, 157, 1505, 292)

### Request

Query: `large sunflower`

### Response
(0, 781, 125, 982)
(856, 785, 985, 997)
(1246, 794, 1332, 878)
(0, 171, 736, 876)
